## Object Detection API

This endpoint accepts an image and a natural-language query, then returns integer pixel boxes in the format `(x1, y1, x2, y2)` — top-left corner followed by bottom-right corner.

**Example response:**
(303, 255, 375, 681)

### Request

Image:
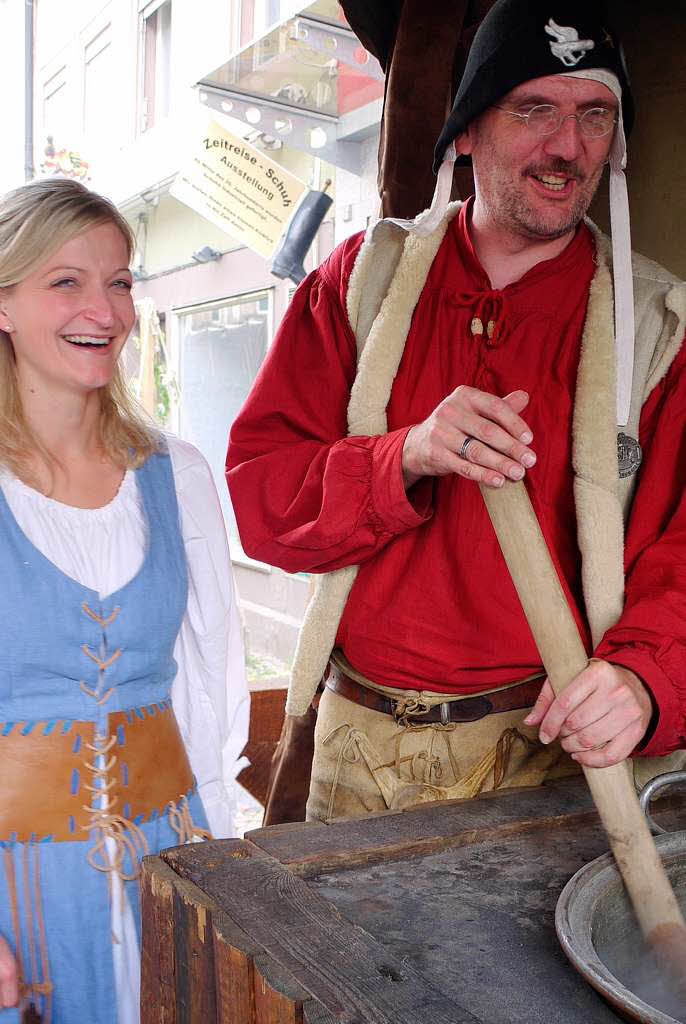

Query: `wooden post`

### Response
(213, 919, 255, 1023)
(254, 958, 305, 1023)
(141, 857, 177, 1023)
(141, 855, 217, 1022)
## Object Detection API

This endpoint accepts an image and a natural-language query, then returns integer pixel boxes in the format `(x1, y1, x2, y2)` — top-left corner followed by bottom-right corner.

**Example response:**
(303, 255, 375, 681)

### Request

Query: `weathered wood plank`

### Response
(302, 1002, 340, 1024)
(171, 870, 218, 1023)
(246, 777, 598, 875)
(212, 907, 337, 1024)
(213, 928, 255, 1024)
(248, 820, 326, 838)
(214, 893, 402, 1024)
(254, 957, 305, 1023)
(212, 903, 317, 1024)
(158, 846, 328, 1024)
(141, 856, 177, 1024)
(308, 818, 622, 1024)
(164, 841, 480, 1024)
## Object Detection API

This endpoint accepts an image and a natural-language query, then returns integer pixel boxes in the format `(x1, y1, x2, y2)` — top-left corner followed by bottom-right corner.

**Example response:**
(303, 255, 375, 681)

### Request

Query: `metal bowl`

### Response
(556, 831, 686, 1023)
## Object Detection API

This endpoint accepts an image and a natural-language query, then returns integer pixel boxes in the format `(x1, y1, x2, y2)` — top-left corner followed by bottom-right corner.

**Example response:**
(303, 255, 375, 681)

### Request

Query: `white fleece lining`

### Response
(646, 283, 686, 395)
(564, 68, 635, 426)
(571, 224, 625, 645)
(286, 205, 461, 716)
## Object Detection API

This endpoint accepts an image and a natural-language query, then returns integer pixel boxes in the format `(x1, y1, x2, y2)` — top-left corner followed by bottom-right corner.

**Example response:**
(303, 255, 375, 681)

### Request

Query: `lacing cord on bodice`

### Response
(78, 606, 210, 881)
(168, 796, 211, 845)
(78, 630, 150, 886)
(79, 731, 149, 882)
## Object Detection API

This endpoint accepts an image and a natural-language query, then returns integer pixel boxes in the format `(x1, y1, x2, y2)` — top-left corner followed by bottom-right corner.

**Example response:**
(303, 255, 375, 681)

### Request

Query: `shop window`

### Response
(139, 0, 172, 133)
(84, 26, 112, 145)
(175, 291, 272, 550)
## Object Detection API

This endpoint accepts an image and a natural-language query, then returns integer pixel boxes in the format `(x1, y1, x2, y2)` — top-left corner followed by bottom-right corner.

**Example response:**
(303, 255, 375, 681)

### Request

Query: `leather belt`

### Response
(325, 663, 543, 724)
(0, 701, 195, 842)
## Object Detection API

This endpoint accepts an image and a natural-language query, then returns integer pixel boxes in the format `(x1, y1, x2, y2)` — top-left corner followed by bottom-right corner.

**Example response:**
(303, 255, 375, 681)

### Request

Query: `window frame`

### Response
(137, 0, 172, 135)
(42, 65, 70, 149)
(82, 23, 113, 141)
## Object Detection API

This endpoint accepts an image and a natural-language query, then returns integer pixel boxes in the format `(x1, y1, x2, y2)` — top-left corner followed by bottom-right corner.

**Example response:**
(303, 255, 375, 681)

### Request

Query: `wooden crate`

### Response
(139, 778, 686, 1023)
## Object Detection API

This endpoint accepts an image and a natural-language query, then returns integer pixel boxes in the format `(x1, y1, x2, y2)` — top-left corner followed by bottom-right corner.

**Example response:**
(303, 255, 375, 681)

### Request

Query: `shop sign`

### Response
(170, 118, 308, 258)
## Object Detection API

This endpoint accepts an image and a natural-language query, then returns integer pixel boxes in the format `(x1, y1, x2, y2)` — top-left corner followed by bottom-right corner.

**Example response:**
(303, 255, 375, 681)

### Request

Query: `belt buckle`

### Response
(393, 697, 424, 723)
(392, 696, 434, 725)
(439, 701, 451, 725)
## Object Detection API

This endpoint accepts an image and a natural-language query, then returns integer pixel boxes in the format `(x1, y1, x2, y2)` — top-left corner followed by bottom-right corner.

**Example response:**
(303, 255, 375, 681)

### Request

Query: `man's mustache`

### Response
(523, 159, 585, 181)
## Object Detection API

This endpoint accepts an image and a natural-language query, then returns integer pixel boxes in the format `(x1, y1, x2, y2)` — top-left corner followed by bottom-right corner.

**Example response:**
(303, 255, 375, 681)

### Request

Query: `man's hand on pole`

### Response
(401, 387, 537, 490)
(524, 660, 654, 767)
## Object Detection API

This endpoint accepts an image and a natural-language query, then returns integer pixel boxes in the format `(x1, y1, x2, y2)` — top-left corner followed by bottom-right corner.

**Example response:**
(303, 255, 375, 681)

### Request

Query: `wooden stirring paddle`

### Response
(480, 479, 686, 985)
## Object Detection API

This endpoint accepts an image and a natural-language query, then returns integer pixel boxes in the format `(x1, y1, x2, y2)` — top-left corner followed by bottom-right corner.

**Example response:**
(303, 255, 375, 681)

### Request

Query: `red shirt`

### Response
(227, 202, 686, 757)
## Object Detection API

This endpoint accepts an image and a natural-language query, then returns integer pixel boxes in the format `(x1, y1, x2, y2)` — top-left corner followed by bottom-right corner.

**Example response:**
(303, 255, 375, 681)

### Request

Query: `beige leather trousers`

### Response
(306, 682, 580, 823)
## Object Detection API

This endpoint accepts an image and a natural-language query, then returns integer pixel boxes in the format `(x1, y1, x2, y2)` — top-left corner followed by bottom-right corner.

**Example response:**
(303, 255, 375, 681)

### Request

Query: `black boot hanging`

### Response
(271, 180, 333, 285)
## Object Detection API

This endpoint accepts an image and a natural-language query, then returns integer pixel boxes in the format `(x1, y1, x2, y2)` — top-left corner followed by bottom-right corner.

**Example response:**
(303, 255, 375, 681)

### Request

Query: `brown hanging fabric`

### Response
(340, 0, 498, 218)
(259, 1, 500, 828)
(376, 0, 468, 218)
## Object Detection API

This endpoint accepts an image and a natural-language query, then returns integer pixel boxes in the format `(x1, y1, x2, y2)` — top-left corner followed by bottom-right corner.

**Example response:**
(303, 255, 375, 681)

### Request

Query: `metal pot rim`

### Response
(555, 831, 686, 1024)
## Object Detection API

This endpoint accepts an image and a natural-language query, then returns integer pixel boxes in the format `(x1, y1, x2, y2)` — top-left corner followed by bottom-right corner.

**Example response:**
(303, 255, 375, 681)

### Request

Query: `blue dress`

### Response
(0, 449, 209, 1023)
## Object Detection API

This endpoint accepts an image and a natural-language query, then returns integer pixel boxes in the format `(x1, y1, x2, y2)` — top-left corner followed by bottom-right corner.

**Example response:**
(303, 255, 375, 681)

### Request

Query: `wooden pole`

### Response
(480, 480, 686, 975)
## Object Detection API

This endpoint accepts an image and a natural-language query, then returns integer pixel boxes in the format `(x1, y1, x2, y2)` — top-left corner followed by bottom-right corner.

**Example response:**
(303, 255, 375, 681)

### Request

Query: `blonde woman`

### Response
(0, 178, 249, 1023)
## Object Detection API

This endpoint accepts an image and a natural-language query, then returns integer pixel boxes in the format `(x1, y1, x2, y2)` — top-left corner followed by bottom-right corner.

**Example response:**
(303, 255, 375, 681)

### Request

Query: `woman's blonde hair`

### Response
(0, 178, 158, 485)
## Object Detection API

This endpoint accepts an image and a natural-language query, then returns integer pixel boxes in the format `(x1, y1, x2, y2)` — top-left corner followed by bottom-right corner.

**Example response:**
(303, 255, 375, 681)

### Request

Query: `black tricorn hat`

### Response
(433, 0, 634, 172)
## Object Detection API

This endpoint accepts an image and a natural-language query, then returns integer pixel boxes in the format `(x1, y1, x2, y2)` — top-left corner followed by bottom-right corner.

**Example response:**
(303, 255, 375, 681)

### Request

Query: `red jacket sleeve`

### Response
(225, 239, 432, 573)
(594, 337, 686, 756)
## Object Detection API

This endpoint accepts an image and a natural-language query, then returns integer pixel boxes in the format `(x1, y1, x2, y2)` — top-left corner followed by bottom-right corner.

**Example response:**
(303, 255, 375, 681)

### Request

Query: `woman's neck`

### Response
(16, 378, 125, 507)
(19, 377, 103, 462)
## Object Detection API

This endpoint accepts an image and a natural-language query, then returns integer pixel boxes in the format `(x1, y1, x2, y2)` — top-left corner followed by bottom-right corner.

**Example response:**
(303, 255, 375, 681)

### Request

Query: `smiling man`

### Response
(227, 0, 686, 823)
(469, 79, 615, 247)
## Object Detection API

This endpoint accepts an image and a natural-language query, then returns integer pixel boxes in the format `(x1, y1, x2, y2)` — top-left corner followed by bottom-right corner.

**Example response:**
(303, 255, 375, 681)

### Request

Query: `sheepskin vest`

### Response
(286, 203, 686, 764)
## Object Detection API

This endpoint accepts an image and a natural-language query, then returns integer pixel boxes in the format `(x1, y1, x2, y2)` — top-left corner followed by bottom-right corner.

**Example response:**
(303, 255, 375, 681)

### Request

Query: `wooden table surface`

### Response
(141, 777, 686, 1023)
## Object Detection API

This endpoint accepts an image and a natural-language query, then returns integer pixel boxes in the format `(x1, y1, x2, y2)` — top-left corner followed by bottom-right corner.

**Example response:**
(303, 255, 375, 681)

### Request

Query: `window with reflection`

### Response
(176, 290, 272, 546)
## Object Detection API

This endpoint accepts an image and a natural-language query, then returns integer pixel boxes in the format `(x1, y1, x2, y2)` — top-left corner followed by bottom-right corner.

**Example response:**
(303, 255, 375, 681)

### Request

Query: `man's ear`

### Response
(454, 128, 474, 159)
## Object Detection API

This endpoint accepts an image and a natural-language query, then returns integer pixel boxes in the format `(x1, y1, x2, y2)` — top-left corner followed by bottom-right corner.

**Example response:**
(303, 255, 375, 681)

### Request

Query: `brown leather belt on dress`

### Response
(0, 701, 195, 843)
(325, 662, 543, 725)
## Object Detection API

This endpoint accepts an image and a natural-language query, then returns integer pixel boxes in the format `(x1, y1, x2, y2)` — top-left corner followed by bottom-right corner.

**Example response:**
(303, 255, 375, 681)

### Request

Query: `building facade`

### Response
(32, 0, 384, 678)
(0, 0, 28, 193)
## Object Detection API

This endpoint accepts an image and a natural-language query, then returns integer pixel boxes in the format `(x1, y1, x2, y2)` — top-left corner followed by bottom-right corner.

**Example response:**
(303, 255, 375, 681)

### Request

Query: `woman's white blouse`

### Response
(0, 435, 249, 1023)
(0, 434, 250, 838)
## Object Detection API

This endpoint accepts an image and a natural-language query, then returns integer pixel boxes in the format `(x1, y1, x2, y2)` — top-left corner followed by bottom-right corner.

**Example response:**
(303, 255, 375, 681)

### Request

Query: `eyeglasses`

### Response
(493, 104, 617, 138)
